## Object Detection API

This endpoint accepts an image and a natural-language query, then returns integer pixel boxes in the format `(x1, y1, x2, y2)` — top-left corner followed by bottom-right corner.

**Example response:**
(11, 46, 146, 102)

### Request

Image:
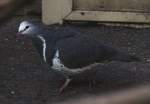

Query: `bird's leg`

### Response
(59, 78, 72, 93)
(89, 79, 96, 90)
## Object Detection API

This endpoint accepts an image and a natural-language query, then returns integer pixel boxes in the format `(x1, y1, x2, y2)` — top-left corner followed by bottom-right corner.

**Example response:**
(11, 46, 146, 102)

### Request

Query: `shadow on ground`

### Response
(0, 16, 150, 104)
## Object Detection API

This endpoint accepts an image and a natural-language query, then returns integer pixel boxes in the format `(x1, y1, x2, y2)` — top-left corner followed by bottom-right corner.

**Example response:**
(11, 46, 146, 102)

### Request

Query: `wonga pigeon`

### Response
(17, 21, 141, 93)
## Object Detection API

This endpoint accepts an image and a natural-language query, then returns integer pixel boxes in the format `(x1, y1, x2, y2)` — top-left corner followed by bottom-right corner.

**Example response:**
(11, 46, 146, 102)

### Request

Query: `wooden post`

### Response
(42, 0, 72, 25)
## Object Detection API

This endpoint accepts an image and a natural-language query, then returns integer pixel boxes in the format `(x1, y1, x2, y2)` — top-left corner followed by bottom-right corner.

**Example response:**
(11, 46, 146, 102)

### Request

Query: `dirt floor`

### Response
(1, 12, 150, 104)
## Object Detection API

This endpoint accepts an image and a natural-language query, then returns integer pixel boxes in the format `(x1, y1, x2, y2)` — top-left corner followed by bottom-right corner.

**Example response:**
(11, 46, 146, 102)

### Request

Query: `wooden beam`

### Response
(42, 0, 72, 25)
(65, 10, 150, 23)
(74, 0, 150, 13)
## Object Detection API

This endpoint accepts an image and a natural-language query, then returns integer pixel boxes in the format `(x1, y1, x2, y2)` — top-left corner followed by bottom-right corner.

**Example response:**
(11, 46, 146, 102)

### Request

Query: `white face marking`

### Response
(52, 50, 65, 70)
(18, 21, 30, 33)
(18, 21, 35, 35)
(37, 35, 47, 62)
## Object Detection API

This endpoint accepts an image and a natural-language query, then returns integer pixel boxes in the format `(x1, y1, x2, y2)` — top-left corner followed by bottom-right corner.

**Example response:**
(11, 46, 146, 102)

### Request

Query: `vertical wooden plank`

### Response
(61, 0, 73, 18)
(42, 0, 61, 24)
(42, 0, 72, 25)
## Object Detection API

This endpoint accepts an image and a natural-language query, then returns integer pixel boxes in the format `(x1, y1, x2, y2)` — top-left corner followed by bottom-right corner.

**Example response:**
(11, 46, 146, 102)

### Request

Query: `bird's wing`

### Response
(55, 35, 117, 69)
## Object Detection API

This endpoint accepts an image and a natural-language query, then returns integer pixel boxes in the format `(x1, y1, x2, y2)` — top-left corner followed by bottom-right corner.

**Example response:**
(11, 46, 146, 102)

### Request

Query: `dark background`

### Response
(1, 0, 150, 104)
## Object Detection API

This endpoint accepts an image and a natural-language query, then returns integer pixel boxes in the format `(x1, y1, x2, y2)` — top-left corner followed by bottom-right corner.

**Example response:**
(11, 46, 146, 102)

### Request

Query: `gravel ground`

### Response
(1, 16, 150, 104)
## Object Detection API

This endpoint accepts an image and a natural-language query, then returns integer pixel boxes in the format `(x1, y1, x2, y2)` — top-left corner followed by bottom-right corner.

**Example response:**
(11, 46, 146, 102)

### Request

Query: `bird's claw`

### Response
(58, 78, 72, 94)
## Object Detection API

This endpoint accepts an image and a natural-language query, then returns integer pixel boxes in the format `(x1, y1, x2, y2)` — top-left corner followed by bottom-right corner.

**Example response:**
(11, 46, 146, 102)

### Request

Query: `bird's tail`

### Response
(111, 52, 141, 62)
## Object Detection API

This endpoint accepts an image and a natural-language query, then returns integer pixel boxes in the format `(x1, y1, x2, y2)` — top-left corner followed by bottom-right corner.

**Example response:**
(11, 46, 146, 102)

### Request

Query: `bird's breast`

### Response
(51, 50, 67, 72)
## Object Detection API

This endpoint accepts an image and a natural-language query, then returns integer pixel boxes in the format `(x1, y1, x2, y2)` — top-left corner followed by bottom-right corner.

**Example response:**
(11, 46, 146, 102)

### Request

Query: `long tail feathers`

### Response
(111, 52, 141, 62)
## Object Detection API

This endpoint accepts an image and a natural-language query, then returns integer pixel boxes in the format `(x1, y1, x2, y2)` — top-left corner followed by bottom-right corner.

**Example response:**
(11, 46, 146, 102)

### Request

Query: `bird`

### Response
(17, 21, 141, 93)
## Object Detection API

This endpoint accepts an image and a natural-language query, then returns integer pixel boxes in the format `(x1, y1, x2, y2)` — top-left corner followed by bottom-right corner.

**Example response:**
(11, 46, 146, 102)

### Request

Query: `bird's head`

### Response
(18, 21, 38, 37)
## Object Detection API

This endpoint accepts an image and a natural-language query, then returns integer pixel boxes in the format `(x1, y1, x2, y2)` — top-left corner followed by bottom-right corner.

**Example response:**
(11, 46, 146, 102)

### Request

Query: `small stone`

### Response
(22, 42, 25, 45)
(10, 91, 15, 95)
(4, 38, 9, 41)
(11, 67, 15, 71)
(10, 57, 15, 61)
(147, 59, 150, 62)
(127, 42, 131, 45)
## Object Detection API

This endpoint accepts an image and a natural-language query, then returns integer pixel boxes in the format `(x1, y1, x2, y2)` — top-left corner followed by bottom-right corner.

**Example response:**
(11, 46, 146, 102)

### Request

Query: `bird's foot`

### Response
(89, 79, 97, 91)
(59, 78, 72, 94)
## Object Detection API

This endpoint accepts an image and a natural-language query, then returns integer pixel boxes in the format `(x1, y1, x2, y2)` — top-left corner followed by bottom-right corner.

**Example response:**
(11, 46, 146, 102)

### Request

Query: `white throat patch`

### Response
(52, 50, 65, 70)
(37, 35, 47, 62)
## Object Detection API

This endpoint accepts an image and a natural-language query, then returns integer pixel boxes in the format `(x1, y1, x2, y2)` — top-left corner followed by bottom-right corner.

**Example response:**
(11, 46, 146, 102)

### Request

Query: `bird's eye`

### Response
(25, 26, 29, 29)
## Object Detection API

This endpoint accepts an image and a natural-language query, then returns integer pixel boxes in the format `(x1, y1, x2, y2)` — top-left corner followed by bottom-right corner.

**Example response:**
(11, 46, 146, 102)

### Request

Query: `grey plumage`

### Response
(17, 21, 141, 92)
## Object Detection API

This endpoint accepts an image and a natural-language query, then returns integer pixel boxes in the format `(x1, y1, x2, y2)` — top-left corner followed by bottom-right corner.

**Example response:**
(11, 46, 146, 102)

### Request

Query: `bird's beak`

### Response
(16, 30, 24, 39)
(17, 29, 26, 36)
(18, 26, 26, 34)
(18, 30, 24, 34)
(17, 29, 22, 35)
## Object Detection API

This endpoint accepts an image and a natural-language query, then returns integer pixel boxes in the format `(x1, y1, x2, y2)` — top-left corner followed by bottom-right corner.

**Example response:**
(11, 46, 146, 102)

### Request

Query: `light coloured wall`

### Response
(74, 0, 150, 13)
(42, 0, 150, 24)
(42, 0, 72, 25)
